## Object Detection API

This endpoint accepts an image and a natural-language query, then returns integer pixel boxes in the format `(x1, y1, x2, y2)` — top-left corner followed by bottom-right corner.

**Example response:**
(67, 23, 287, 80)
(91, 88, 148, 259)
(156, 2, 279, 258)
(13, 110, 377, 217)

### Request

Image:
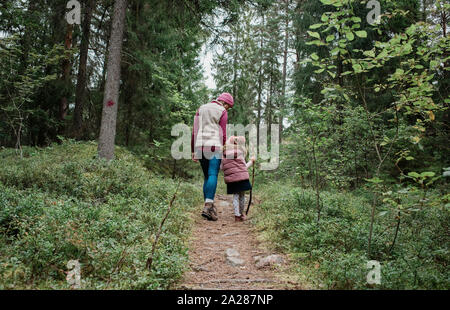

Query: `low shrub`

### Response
(253, 182, 449, 289)
(0, 141, 202, 289)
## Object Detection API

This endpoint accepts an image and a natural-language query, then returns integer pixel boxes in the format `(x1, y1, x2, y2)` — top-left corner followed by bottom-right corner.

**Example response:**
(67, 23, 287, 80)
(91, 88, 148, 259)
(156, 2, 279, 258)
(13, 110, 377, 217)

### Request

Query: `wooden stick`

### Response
(146, 180, 181, 271)
(246, 163, 256, 215)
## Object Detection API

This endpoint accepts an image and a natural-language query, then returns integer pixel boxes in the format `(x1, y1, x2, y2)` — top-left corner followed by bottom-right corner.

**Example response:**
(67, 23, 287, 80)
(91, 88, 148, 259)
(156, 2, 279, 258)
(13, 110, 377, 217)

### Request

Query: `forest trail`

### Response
(176, 194, 304, 290)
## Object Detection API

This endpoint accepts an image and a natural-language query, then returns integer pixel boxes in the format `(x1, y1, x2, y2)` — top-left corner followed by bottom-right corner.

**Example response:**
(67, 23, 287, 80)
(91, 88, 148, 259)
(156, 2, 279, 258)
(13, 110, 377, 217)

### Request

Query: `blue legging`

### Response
(199, 153, 221, 201)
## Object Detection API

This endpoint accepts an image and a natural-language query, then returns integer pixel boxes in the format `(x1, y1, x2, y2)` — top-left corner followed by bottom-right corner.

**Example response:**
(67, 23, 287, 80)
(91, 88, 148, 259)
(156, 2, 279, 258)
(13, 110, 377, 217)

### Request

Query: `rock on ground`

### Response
(226, 248, 244, 266)
(226, 248, 240, 257)
(255, 255, 284, 269)
(227, 256, 245, 266)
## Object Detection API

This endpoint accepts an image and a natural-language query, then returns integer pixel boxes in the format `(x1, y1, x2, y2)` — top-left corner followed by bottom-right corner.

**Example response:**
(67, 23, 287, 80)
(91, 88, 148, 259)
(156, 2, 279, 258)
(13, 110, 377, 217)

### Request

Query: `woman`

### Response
(191, 93, 234, 221)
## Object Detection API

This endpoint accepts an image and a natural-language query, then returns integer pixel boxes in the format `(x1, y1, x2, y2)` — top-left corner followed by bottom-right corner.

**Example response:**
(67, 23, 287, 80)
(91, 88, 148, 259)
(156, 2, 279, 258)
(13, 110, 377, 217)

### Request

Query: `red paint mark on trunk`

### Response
(107, 100, 115, 107)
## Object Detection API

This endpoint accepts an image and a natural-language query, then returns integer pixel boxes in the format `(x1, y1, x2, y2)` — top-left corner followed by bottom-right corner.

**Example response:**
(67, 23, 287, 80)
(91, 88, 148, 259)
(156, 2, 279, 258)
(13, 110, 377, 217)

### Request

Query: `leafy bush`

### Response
(253, 182, 449, 289)
(0, 141, 202, 289)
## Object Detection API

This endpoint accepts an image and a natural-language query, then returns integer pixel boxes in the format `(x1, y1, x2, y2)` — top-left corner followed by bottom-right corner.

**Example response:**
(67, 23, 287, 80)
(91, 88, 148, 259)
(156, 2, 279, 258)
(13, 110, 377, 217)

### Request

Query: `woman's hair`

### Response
(223, 136, 247, 157)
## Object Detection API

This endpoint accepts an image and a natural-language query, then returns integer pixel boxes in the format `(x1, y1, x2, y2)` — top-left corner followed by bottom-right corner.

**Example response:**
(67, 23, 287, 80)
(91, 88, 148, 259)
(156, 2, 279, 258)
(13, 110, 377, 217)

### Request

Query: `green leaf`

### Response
(378, 211, 388, 217)
(352, 63, 363, 73)
(310, 23, 324, 30)
(355, 31, 367, 38)
(306, 40, 326, 46)
(420, 172, 435, 178)
(346, 32, 354, 41)
(395, 68, 404, 75)
(406, 24, 416, 35)
(365, 177, 383, 184)
(430, 60, 439, 69)
(311, 53, 319, 61)
(308, 31, 321, 39)
(407, 172, 420, 178)
(363, 50, 375, 57)
(326, 34, 335, 42)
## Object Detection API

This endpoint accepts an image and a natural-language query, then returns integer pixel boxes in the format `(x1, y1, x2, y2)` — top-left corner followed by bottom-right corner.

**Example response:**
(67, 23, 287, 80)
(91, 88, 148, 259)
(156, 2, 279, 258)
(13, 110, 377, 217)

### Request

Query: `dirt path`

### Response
(176, 194, 303, 290)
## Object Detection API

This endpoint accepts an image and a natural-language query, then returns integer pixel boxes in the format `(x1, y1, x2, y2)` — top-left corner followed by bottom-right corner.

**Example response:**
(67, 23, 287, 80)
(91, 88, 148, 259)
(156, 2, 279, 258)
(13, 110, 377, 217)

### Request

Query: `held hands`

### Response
(192, 152, 198, 163)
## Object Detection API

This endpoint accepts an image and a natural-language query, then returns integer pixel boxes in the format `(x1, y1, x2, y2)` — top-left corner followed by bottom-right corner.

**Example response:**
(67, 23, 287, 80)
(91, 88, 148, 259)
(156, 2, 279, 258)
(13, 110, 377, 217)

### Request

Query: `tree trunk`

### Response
(73, 0, 95, 138)
(123, 1, 141, 147)
(256, 69, 262, 146)
(18, 1, 37, 76)
(336, 18, 344, 126)
(312, 137, 321, 224)
(440, 9, 449, 139)
(124, 89, 133, 146)
(280, 0, 290, 144)
(422, 0, 428, 22)
(59, 24, 74, 123)
(123, 62, 136, 147)
(268, 63, 274, 138)
(256, 13, 265, 147)
(232, 28, 239, 102)
(389, 211, 401, 253)
(442, 11, 447, 37)
(98, 0, 128, 160)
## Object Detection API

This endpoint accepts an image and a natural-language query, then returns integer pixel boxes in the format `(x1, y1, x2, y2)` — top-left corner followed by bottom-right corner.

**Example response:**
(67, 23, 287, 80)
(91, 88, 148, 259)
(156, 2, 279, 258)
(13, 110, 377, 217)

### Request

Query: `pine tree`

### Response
(73, 0, 96, 137)
(98, 0, 127, 160)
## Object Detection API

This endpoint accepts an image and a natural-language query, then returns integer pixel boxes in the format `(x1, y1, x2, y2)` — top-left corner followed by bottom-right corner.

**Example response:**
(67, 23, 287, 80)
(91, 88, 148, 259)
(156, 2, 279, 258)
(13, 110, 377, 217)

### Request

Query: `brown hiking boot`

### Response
(201, 203, 212, 220)
(235, 215, 246, 222)
(210, 203, 218, 221)
(201, 203, 218, 221)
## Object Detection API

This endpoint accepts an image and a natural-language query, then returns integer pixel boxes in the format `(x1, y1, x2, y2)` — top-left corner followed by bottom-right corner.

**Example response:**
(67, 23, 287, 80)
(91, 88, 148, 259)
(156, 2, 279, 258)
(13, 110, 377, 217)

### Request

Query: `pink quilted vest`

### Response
(222, 147, 249, 184)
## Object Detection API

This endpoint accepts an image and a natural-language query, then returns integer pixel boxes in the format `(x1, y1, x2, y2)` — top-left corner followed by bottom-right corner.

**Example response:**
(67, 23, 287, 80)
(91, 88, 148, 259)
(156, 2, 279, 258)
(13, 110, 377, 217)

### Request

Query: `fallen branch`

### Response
(106, 247, 129, 288)
(146, 180, 181, 271)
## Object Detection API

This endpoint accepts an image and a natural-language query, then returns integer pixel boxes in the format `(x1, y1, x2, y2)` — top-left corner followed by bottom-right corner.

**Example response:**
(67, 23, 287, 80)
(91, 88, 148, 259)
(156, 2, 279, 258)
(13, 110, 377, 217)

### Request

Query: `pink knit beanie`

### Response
(217, 93, 234, 107)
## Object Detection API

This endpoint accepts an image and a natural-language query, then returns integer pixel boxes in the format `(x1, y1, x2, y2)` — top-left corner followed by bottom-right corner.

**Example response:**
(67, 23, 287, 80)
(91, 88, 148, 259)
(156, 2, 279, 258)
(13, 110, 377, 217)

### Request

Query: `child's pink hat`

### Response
(217, 93, 234, 107)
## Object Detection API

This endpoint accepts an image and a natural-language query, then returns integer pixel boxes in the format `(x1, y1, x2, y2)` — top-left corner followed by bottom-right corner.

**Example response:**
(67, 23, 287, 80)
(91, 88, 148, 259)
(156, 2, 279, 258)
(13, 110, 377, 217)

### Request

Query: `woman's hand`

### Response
(192, 152, 199, 163)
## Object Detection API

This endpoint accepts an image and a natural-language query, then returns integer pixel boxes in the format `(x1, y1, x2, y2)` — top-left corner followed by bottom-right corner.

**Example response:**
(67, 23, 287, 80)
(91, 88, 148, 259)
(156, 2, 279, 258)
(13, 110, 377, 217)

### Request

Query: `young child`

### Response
(221, 136, 255, 222)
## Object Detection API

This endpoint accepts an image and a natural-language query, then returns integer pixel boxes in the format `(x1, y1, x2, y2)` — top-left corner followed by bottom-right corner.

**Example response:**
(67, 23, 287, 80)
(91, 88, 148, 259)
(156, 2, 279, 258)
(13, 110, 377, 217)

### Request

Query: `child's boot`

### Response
(239, 205, 247, 221)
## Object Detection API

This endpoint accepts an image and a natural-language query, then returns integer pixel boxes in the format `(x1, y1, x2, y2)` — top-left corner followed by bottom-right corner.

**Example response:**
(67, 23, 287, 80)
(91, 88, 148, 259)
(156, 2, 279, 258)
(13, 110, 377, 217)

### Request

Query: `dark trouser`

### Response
(199, 152, 221, 202)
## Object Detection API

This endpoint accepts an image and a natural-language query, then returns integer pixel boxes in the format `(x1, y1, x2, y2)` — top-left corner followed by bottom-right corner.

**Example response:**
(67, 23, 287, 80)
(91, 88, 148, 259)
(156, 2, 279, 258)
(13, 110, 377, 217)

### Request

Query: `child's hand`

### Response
(251, 157, 256, 163)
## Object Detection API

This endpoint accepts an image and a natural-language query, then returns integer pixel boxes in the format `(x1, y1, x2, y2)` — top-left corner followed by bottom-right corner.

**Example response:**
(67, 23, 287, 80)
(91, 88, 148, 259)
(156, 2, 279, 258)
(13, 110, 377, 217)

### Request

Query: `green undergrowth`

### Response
(252, 181, 449, 289)
(0, 141, 202, 289)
